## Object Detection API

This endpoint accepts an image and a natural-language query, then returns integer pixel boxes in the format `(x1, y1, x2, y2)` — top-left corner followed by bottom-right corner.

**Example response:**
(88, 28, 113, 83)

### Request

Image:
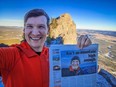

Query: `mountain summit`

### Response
(49, 13, 77, 44)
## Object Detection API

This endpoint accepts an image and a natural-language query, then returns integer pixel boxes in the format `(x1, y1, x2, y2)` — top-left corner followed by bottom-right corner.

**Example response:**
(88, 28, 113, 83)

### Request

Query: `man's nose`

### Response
(31, 28, 40, 35)
(74, 62, 77, 64)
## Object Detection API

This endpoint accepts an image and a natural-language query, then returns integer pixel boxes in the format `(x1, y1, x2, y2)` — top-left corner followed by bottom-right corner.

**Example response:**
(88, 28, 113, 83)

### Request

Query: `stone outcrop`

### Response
(97, 74, 112, 87)
(49, 13, 77, 44)
(0, 43, 9, 47)
(99, 69, 116, 87)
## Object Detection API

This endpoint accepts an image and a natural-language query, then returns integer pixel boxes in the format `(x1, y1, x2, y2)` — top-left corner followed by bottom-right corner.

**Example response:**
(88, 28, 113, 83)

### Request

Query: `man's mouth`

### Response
(30, 37, 42, 41)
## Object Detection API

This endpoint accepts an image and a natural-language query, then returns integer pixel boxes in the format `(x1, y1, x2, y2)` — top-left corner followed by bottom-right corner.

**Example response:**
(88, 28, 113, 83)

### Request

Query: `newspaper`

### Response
(49, 44, 98, 87)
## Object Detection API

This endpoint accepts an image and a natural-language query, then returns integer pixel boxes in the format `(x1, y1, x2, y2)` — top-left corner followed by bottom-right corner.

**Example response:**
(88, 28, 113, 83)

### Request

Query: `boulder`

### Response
(99, 69, 116, 87)
(0, 43, 9, 47)
(97, 74, 112, 87)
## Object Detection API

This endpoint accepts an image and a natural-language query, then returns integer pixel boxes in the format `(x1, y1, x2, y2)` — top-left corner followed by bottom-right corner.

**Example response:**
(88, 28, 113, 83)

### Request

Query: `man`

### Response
(0, 9, 91, 87)
(69, 56, 83, 75)
(62, 56, 83, 77)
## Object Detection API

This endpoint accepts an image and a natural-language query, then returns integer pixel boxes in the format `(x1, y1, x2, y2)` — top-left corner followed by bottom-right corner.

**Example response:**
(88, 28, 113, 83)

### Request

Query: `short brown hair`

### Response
(24, 9, 50, 27)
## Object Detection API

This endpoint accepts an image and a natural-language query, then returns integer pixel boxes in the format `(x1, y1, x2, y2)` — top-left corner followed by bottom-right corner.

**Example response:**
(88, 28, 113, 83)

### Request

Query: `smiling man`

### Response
(0, 9, 91, 87)
(62, 56, 84, 77)
(24, 9, 50, 52)
(69, 56, 83, 75)
(24, 16, 48, 52)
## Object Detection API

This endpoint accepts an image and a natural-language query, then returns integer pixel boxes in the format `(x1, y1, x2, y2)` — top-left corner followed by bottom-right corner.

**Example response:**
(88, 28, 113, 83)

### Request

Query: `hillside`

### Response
(0, 26, 23, 45)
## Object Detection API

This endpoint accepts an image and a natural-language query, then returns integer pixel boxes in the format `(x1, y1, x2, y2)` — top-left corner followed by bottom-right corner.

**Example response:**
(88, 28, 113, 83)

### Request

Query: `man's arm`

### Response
(0, 47, 19, 74)
(0, 44, 9, 76)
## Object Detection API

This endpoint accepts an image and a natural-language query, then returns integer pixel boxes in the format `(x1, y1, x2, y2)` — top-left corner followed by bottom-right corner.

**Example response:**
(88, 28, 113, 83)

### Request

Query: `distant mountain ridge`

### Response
(77, 29, 116, 37)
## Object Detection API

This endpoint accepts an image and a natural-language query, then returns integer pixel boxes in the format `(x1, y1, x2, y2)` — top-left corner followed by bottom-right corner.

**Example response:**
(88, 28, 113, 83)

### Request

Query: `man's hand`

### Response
(77, 35, 92, 49)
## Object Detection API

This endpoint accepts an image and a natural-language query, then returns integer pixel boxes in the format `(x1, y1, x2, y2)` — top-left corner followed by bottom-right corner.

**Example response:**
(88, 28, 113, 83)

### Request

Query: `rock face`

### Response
(49, 13, 77, 44)
(0, 43, 9, 47)
(97, 74, 112, 87)
(99, 69, 116, 87)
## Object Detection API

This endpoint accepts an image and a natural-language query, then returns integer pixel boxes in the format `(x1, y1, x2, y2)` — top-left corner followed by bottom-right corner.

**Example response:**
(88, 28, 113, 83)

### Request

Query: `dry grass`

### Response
(98, 55, 116, 77)
(0, 26, 23, 45)
(0, 39, 21, 45)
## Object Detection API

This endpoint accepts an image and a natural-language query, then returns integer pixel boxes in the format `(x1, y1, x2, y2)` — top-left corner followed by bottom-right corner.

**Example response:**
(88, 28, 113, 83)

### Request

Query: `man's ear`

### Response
(47, 27, 50, 35)
(47, 32, 49, 37)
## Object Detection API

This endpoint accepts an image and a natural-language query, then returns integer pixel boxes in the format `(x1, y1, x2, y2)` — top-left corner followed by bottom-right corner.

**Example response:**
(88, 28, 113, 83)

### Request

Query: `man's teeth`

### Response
(31, 37, 41, 40)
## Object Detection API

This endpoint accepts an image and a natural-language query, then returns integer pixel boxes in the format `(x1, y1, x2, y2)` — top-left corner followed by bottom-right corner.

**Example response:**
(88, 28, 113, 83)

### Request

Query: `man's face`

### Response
(24, 16, 48, 51)
(71, 60, 79, 70)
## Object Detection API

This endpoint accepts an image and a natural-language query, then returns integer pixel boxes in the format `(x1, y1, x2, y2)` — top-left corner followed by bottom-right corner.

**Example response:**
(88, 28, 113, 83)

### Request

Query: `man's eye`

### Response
(27, 25, 33, 28)
(39, 26, 45, 29)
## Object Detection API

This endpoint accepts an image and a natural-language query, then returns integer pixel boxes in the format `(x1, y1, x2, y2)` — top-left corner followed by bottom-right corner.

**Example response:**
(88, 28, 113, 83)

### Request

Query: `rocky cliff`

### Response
(99, 69, 116, 87)
(49, 13, 77, 44)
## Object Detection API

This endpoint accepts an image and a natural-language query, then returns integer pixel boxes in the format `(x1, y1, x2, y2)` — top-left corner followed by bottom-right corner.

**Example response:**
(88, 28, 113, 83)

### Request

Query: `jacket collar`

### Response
(11, 41, 48, 58)
(69, 66, 80, 72)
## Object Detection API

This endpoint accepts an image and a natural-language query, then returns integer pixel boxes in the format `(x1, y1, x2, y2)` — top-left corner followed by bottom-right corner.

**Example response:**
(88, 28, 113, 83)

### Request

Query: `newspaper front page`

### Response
(49, 44, 98, 87)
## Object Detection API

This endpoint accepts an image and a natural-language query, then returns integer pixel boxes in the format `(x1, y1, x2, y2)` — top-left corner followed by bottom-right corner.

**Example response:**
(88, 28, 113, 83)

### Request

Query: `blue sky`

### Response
(0, 0, 116, 31)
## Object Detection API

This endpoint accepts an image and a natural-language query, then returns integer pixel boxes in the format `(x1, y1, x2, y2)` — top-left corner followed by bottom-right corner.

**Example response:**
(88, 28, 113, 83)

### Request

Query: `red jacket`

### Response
(0, 41, 49, 87)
